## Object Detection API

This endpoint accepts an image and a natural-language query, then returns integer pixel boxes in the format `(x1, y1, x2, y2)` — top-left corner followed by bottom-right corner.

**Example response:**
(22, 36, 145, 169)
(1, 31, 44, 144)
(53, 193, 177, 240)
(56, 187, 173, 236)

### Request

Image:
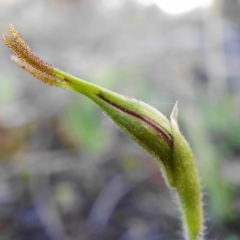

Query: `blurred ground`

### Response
(1, 0, 240, 239)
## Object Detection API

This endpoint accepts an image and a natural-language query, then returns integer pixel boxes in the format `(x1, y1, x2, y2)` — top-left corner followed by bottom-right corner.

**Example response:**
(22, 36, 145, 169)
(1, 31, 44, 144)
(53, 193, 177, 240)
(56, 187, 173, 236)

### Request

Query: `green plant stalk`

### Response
(3, 25, 204, 240)
(171, 110, 204, 240)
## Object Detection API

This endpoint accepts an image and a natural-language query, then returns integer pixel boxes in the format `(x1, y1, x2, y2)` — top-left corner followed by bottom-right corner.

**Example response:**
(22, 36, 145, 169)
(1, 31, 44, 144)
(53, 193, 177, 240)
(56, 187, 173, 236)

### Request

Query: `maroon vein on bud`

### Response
(97, 92, 173, 147)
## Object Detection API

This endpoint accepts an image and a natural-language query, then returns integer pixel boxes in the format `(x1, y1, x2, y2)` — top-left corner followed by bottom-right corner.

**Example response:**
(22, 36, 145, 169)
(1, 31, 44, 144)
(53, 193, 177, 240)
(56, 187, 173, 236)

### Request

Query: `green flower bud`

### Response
(3, 25, 204, 240)
(56, 71, 176, 187)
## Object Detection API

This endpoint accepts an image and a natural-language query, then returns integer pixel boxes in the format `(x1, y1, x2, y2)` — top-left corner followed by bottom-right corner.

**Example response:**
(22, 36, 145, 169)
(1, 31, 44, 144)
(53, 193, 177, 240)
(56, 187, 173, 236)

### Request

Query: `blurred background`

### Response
(0, 0, 240, 239)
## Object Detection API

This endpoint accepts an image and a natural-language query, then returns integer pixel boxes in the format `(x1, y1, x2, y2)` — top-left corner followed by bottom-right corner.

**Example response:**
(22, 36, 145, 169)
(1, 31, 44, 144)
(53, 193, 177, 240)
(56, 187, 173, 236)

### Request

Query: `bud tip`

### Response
(170, 101, 178, 125)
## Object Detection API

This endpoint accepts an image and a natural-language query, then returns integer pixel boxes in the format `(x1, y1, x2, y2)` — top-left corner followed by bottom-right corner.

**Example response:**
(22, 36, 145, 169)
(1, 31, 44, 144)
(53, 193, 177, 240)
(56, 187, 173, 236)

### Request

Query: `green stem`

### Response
(171, 108, 204, 240)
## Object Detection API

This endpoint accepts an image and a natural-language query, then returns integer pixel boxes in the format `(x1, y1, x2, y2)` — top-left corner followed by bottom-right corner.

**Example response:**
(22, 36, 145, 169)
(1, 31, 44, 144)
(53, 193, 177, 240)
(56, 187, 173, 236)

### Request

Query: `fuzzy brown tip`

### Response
(11, 56, 61, 86)
(3, 25, 61, 86)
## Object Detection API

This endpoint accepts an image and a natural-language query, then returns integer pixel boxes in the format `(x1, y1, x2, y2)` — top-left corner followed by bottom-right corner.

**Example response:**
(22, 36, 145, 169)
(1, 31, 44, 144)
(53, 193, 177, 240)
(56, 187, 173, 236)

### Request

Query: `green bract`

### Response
(3, 25, 204, 240)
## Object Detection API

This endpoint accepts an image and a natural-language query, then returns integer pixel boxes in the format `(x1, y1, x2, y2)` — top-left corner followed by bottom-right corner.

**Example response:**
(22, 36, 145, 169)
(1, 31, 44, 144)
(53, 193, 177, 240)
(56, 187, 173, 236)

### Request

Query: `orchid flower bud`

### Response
(3, 25, 204, 240)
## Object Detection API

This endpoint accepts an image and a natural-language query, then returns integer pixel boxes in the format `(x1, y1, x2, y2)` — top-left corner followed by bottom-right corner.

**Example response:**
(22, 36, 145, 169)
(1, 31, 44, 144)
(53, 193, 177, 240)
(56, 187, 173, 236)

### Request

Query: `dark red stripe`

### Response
(97, 93, 173, 147)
